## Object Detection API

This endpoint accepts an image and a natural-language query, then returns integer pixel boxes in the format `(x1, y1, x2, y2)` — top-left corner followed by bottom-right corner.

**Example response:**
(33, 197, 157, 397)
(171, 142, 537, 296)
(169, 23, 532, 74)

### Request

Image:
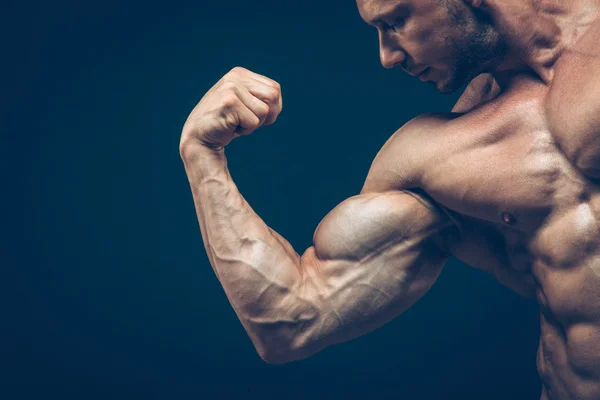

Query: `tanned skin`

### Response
(179, 1, 600, 398)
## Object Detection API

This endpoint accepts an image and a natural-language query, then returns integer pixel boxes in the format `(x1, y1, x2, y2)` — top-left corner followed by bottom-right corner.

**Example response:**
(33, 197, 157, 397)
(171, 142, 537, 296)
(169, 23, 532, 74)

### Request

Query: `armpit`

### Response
(402, 188, 463, 257)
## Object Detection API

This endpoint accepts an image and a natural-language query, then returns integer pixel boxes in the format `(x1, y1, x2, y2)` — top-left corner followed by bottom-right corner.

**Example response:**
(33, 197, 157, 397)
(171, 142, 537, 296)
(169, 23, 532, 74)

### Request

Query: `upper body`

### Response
(365, 74, 600, 400)
(179, 1, 600, 399)
(359, 1, 600, 398)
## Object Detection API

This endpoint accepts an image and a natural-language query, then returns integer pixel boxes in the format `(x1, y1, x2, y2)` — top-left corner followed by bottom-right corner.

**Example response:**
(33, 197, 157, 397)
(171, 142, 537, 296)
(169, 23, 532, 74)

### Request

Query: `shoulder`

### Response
(361, 112, 459, 193)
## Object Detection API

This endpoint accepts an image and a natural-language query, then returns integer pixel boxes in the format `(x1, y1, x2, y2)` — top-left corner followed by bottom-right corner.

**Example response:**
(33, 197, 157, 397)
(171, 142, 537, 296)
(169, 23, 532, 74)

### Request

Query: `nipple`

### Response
(501, 211, 517, 225)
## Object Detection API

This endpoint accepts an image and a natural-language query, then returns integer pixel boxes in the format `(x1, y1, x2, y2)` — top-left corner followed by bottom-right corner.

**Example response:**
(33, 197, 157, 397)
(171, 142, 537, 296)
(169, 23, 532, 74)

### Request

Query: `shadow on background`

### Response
(5, 0, 540, 398)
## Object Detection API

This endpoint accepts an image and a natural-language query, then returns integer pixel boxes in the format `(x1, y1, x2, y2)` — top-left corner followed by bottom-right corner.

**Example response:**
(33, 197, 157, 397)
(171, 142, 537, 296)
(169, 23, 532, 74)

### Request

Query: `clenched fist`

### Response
(180, 67, 283, 152)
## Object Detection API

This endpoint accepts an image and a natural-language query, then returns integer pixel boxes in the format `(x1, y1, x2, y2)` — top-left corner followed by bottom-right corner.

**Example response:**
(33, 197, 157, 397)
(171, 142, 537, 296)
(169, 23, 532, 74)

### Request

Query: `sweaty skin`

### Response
(180, 1, 600, 399)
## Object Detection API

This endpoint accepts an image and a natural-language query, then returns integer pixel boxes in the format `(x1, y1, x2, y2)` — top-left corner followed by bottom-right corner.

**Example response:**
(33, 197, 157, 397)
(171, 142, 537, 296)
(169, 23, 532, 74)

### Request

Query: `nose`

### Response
(379, 32, 405, 69)
(380, 48, 404, 69)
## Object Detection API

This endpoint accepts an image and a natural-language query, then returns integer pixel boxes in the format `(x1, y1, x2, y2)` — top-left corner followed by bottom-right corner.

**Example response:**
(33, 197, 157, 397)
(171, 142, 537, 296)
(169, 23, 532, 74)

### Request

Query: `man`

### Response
(179, 0, 600, 398)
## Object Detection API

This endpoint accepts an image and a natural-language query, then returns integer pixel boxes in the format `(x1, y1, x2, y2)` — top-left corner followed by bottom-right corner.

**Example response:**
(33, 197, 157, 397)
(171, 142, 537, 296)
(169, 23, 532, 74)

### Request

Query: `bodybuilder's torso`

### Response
(377, 19, 600, 400)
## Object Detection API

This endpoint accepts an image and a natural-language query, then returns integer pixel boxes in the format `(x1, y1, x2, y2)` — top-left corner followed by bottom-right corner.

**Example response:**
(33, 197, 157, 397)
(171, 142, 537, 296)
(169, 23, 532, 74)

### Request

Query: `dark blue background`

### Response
(5, 0, 540, 398)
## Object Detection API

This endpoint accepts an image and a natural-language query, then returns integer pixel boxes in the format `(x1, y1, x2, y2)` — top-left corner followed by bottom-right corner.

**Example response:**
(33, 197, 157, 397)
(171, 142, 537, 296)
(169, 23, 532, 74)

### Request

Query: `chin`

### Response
(426, 70, 459, 94)
(435, 80, 460, 94)
(435, 72, 473, 94)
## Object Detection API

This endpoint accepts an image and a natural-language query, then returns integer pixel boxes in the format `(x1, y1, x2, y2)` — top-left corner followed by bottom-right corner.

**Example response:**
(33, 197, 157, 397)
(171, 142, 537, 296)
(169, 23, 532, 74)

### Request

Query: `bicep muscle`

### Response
(293, 191, 452, 355)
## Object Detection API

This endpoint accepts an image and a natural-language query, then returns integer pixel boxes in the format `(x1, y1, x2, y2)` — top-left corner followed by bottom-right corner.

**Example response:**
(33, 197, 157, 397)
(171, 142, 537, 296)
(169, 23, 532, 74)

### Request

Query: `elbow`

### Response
(258, 350, 292, 365)
(256, 344, 297, 365)
(254, 338, 316, 365)
(249, 334, 295, 365)
(242, 295, 323, 365)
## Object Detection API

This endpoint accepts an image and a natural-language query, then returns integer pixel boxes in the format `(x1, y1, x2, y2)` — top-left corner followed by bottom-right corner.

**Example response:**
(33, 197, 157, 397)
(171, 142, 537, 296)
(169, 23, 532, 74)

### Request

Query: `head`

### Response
(357, 0, 509, 93)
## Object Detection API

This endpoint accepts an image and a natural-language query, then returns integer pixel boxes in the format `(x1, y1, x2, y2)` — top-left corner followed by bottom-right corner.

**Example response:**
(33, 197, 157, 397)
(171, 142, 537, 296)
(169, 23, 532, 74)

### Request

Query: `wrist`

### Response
(180, 138, 225, 165)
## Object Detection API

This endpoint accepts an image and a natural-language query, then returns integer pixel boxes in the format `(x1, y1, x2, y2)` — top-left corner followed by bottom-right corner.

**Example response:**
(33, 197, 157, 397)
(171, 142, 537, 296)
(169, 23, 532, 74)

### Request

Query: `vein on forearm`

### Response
(184, 148, 320, 345)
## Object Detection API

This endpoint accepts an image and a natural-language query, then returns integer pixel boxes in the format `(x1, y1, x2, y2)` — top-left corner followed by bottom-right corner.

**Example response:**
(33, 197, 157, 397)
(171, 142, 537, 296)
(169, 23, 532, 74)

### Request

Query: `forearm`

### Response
(180, 143, 452, 365)
(180, 142, 314, 362)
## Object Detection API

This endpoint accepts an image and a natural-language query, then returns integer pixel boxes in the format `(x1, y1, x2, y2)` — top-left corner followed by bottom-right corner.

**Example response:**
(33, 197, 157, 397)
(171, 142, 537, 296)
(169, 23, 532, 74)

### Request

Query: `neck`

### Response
(482, 0, 600, 83)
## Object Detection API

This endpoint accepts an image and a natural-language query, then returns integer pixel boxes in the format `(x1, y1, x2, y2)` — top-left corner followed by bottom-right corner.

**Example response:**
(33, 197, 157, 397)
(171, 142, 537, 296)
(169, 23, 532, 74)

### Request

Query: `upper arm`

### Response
(361, 112, 536, 299)
(290, 191, 453, 359)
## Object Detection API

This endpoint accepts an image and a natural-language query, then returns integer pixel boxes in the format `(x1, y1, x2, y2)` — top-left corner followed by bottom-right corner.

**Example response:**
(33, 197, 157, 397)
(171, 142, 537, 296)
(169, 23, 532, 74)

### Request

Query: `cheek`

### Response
(429, 30, 466, 69)
(405, 17, 457, 64)
(402, 30, 437, 63)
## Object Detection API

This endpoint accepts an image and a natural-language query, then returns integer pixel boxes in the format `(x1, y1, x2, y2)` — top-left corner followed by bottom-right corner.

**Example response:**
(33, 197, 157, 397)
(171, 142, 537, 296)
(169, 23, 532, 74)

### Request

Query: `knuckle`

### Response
(221, 92, 239, 108)
(249, 117, 261, 129)
(272, 80, 281, 92)
(256, 103, 270, 119)
(220, 80, 237, 92)
(230, 66, 247, 76)
(265, 86, 280, 102)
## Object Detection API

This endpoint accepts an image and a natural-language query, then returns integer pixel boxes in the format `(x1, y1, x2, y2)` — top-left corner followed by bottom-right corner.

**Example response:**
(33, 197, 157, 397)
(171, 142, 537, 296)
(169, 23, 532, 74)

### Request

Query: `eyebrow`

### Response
(369, 3, 410, 26)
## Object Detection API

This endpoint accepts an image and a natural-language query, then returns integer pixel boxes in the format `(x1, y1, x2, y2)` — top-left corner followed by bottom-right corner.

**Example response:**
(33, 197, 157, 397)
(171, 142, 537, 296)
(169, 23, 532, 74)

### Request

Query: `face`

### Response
(357, 0, 507, 93)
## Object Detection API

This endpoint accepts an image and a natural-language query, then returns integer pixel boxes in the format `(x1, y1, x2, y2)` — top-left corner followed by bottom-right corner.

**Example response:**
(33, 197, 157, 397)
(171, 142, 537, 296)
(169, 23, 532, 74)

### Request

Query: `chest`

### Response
(420, 89, 587, 234)
(546, 20, 600, 176)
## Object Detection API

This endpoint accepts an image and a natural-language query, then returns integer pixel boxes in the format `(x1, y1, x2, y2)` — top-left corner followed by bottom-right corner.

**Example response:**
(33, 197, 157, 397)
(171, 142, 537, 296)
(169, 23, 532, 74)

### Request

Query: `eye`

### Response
(391, 17, 406, 32)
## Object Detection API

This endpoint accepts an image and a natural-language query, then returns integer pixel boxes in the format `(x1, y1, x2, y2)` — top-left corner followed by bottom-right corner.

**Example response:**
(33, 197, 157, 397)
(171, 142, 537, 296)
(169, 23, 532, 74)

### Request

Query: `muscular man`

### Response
(179, 0, 600, 398)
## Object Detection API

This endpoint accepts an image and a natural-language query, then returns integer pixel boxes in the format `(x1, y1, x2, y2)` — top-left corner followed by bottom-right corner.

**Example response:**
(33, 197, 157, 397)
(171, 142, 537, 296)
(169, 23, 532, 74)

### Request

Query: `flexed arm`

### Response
(180, 67, 453, 364)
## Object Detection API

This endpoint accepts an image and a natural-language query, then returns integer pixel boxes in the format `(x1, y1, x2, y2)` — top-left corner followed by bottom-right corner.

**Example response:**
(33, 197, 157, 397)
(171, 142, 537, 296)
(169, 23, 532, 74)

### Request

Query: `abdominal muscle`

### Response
(536, 301, 600, 400)
(507, 198, 600, 399)
(424, 70, 600, 399)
